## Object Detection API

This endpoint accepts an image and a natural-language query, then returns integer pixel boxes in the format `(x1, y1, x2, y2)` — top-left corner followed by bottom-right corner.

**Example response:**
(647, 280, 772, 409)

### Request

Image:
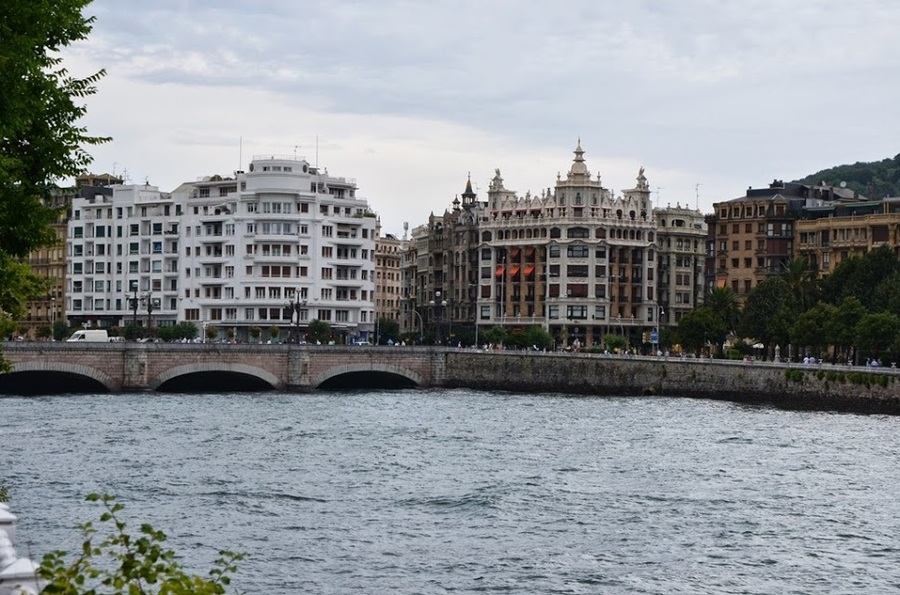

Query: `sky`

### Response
(63, 0, 900, 237)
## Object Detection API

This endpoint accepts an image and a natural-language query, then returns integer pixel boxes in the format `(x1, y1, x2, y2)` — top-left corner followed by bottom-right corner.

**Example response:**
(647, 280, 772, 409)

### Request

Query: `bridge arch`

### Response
(151, 362, 283, 391)
(9, 361, 120, 392)
(312, 362, 425, 389)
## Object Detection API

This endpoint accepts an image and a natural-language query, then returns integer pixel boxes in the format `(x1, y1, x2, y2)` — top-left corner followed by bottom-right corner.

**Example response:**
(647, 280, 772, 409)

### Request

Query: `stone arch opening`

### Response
(2, 361, 119, 394)
(152, 363, 281, 392)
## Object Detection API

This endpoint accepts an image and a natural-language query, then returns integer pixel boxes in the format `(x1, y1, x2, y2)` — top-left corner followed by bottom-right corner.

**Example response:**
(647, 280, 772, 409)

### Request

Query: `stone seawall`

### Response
(444, 351, 900, 414)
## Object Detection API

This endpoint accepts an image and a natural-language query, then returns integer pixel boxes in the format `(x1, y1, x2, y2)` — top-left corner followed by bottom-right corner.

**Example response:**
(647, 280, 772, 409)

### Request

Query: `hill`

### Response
(794, 153, 900, 199)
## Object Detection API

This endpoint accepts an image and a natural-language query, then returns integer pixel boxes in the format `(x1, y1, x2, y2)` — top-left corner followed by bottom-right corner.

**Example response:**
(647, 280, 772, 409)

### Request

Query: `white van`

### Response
(66, 330, 109, 342)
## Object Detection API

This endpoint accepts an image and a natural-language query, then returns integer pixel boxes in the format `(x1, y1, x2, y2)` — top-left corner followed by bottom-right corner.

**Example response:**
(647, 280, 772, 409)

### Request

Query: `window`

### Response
(567, 245, 589, 258)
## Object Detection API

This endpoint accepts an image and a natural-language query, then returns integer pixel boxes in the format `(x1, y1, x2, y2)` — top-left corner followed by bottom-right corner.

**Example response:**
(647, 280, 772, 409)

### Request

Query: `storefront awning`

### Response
(509, 265, 521, 277)
(523, 265, 535, 277)
(495, 265, 505, 278)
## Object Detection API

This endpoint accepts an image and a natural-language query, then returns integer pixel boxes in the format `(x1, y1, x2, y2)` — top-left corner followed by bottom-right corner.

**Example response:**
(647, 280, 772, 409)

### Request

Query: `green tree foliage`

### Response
(780, 257, 819, 311)
(376, 317, 399, 344)
(503, 326, 552, 350)
(739, 277, 796, 352)
(156, 322, 198, 342)
(856, 312, 900, 362)
(834, 296, 866, 363)
(703, 287, 741, 336)
(307, 319, 331, 344)
(0, 0, 109, 368)
(604, 334, 627, 353)
(53, 320, 71, 341)
(795, 153, 900, 199)
(790, 302, 838, 358)
(39, 494, 243, 594)
(675, 307, 727, 355)
(872, 271, 900, 316)
(205, 325, 219, 341)
(821, 245, 899, 309)
(481, 325, 508, 347)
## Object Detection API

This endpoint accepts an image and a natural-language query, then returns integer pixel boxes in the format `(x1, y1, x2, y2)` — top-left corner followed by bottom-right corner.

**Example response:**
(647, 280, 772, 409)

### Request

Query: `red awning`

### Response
(511, 247, 521, 258)
(525, 246, 535, 257)
(509, 265, 521, 277)
(495, 265, 505, 278)
(524, 265, 535, 277)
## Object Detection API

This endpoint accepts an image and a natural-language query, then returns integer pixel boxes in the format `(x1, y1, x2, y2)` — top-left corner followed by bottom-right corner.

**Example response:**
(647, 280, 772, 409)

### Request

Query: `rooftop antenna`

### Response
(315, 135, 319, 170)
(655, 186, 663, 208)
(293, 144, 299, 159)
(238, 136, 242, 171)
(695, 183, 701, 210)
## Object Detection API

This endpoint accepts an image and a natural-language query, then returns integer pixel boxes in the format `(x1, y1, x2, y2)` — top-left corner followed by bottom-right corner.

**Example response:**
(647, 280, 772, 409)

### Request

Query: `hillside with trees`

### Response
(795, 153, 900, 199)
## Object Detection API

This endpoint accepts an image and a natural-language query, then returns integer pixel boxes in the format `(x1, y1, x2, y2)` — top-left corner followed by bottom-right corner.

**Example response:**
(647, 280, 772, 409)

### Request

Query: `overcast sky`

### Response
(65, 0, 900, 236)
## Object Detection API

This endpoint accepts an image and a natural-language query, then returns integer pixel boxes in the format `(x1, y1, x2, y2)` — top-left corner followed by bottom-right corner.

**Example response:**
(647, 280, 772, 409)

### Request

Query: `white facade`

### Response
(66, 154, 377, 343)
(176, 155, 377, 343)
(66, 184, 181, 329)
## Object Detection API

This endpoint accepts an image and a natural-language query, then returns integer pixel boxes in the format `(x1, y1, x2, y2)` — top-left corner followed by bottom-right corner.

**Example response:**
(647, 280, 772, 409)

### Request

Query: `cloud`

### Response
(62, 0, 900, 235)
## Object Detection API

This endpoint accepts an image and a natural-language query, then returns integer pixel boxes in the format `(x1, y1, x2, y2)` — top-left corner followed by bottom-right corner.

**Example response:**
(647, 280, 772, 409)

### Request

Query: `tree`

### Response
(834, 296, 866, 364)
(481, 326, 508, 348)
(703, 286, 741, 336)
(675, 307, 726, 355)
(53, 320, 70, 341)
(739, 278, 795, 356)
(248, 326, 262, 343)
(39, 494, 242, 594)
(856, 312, 900, 363)
(0, 0, 109, 368)
(307, 319, 331, 344)
(781, 257, 819, 311)
(268, 325, 279, 342)
(376, 317, 399, 345)
(206, 325, 219, 342)
(790, 302, 838, 359)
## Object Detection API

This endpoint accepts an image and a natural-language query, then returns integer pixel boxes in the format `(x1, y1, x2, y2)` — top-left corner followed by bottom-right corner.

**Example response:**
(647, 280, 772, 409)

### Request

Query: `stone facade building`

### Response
(476, 142, 659, 347)
(374, 219, 405, 333)
(704, 180, 859, 298)
(796, 197, 900, 276)
(654, 204, 707, 325)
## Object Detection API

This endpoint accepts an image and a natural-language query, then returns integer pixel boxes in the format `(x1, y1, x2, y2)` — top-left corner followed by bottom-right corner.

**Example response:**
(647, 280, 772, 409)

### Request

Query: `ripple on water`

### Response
(4, 391, 900, 594)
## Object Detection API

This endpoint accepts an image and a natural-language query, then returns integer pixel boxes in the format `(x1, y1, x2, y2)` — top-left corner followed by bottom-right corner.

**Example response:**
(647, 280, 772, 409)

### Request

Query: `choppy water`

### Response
(3, 390, 900, 594)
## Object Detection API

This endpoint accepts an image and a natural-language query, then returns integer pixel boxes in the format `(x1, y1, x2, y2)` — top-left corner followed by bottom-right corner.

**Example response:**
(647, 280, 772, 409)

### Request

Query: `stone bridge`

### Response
(2, 342, 900, 414)
(0, 342, 443, 393)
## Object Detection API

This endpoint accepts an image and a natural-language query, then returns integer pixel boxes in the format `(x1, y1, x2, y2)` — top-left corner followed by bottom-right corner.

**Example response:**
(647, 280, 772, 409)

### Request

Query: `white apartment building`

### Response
(66, 154, 377, 342)
(175, 155, 377, 343)
(66, 184, 182, 330)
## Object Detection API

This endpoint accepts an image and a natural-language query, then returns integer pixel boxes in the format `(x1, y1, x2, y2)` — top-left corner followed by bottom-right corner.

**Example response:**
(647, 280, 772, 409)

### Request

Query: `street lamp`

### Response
(128, 283, 139, 329)
(429, 291, 448, 344)
(284, 296, 307, 343)
(144, 293, 159, 331)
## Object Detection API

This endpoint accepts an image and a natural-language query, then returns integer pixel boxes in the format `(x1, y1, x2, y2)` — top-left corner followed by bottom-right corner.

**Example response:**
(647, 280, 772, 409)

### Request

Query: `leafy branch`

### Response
(39, 494, 244, 594)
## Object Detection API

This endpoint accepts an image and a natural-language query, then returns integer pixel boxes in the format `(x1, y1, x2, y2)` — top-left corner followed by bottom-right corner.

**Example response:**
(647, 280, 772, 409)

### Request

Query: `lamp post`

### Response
(411, 307, 424, 344)
(129, 283, 139, 330)
(429, 291, 448, 345)
(284, 297, 307, 343)
(144, 293, 158, 331)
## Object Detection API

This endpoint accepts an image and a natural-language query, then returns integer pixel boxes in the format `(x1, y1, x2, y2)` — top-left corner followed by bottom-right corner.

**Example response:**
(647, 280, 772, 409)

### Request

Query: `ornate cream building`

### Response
(475, 141, 659, 347)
